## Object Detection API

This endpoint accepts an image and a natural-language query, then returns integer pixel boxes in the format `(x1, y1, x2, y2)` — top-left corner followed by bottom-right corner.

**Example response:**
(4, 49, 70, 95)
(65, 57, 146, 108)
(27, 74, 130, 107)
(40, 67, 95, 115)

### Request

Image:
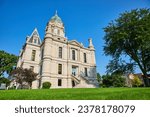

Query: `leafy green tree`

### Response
(0, 50, 18, 77)
(102, 74, 125, 87)
(103, 8, 150, 86)
(0, 77, 10, 87)
(102, 75, 113, 87)
(97, 73, 101, 82)
(112, 75, 125, 87)
(97, 73, 102, 87)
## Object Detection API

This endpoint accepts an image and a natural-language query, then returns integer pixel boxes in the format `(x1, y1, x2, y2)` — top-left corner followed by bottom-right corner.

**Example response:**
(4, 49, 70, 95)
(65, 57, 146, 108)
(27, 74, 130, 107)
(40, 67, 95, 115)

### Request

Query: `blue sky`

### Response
(0, 0, 150, 75)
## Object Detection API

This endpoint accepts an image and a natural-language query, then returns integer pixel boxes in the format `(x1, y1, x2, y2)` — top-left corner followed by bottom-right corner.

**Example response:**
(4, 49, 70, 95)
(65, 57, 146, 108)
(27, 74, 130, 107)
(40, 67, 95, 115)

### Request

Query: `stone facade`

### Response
(17, 12, 99, 89)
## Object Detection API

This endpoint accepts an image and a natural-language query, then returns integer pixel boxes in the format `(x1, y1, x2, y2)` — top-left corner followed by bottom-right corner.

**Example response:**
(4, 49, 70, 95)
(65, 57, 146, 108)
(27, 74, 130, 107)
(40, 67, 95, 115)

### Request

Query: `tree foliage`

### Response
(0, 77, 10, 87)
(103, 8, 150, 85)
(102, 74, 125, 87)
(97, 73, 101, 82)
(11, 67, 38, 89)
(24, 69, 38, 89)
(0, 50, 18, 77)
(131, 75, 142, 87)
(10, 67, 24, 88)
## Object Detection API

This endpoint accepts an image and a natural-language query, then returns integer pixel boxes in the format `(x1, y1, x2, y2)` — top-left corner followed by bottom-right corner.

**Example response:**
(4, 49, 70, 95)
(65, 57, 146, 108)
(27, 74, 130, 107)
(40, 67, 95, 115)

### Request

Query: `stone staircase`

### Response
(71, 75, 99, 88)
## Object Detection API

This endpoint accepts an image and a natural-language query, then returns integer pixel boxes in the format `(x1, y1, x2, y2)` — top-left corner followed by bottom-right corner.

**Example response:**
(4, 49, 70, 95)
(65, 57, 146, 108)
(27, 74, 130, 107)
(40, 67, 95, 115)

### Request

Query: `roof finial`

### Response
(55, 10, 58, 16)
(88, 38, 94, 50)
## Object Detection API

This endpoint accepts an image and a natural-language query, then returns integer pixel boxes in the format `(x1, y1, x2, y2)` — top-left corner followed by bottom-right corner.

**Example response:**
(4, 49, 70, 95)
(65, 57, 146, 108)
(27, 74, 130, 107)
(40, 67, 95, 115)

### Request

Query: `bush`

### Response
(42, 82, 51, 89)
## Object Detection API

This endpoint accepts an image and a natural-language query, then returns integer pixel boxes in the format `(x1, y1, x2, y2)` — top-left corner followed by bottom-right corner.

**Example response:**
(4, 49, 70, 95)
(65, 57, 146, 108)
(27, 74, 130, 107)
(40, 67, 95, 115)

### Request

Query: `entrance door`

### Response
(72, 80, 76, 87)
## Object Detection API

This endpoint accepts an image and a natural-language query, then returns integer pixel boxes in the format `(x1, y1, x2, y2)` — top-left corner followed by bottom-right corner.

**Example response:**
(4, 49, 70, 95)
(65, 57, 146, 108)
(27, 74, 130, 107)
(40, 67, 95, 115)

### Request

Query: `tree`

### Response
(23, 68, 38, 89)
(112, 74, 125, 87)
(97, 73, 101, 82)
(0, 50, 18, 77)
(102, 75, 113, 87)
(131, 75, 142, 87)
(0, 77, 10, 87)
(102, 74, 125, 87)
(11, 67, 38, 89)
(10, 67, 24, 89)
(103, 8, 150, 86)
(97, 73, 102, 87)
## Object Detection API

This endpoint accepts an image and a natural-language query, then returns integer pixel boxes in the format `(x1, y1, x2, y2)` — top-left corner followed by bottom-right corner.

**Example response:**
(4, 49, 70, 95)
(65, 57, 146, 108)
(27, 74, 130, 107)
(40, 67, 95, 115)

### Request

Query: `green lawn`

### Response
(0, 88, 150, 100)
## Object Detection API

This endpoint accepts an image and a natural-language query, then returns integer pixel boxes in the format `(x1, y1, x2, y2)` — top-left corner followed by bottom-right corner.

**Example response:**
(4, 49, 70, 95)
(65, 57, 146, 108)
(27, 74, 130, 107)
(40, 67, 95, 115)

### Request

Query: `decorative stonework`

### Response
(17, 12, 99, 89)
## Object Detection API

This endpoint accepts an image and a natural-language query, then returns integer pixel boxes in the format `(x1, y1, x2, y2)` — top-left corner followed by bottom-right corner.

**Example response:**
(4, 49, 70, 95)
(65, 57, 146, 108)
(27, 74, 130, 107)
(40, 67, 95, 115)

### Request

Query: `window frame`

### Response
(33, 39, 37, 44)
(85, 68, 88, 77)
(58, 79, 62, 86)
(84, 53, 87, 63)
(31, 50, 36, 61)
(58, 47, 62, 58)
(72, 50, 75, 60)
(58, 64, 62, 74)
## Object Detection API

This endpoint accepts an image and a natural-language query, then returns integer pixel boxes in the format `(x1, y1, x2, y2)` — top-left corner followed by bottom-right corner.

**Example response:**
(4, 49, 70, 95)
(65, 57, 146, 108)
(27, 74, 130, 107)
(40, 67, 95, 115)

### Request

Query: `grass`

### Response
(0, 88, 150, 100)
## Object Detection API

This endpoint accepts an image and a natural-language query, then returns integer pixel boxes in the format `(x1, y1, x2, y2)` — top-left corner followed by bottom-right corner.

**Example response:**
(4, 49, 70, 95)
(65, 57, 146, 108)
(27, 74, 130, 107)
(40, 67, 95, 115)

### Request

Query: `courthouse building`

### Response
(17, 12, 99, 88)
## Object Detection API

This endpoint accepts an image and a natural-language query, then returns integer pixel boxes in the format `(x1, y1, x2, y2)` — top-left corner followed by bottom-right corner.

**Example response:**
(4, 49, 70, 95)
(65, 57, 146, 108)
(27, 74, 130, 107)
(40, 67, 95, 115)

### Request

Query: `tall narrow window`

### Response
(40, 64, 43, 75)
(59, 47, 62, 58)
(58, 64, 62, 74)
(85, 68, 88, 77)
(72, 50, 75, 60)
(58, 79, 62, 86)
(84, 53, 87, 63)
(33, 39, 37, 44)
(31, 50, 36, 61)
(41, 48, 44, 60)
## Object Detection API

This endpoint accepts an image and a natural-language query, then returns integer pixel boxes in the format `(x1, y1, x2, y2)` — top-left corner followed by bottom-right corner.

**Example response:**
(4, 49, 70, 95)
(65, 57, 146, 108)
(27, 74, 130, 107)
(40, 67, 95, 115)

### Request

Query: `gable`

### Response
(68, 40, 83, 47)
(26, 28, 41, 45)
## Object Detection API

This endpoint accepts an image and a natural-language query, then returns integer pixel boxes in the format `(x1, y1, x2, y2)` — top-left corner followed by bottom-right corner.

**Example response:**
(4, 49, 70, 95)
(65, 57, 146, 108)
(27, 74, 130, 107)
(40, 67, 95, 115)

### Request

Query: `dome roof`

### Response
(50, 11, 62, 23)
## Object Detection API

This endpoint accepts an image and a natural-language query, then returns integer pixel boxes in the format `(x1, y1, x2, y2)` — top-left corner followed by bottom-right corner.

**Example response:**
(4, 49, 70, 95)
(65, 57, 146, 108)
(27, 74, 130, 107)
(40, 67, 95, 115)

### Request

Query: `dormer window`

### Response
(34, 39, 37, 44)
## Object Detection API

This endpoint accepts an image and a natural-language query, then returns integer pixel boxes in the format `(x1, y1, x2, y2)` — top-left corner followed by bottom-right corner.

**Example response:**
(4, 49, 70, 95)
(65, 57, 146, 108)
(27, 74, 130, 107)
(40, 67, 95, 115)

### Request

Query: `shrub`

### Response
(42, 82, 51, 89)
(131, 76, 142, 87)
